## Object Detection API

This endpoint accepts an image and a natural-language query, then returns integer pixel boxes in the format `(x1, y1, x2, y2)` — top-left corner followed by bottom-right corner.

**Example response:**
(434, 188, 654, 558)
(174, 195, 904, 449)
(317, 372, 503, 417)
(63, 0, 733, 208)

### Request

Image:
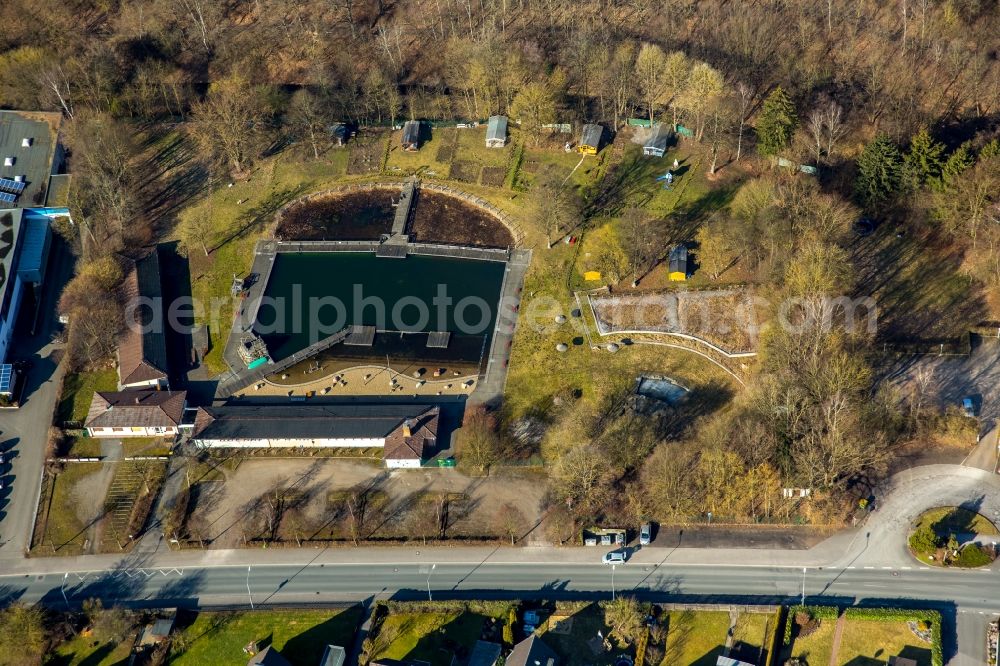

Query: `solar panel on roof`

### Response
(0, 192, 16, 204)
(0, 178, 25, 194)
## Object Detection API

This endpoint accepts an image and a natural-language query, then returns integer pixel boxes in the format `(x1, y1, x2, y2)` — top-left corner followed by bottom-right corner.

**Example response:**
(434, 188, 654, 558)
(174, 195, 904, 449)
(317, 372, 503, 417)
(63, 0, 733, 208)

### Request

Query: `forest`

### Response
(2, 0, 999, 528)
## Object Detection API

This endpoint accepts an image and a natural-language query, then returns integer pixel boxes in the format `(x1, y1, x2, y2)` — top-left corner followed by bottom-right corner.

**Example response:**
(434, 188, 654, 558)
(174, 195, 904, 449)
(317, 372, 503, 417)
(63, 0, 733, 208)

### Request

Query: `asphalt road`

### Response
(0, 237, 71, 554)
(0, 558, 995, 664)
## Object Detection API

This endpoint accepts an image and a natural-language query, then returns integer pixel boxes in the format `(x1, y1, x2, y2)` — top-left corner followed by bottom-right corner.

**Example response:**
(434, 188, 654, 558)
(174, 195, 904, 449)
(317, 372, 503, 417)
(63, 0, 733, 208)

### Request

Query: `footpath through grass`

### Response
(171, 606, 362, 665)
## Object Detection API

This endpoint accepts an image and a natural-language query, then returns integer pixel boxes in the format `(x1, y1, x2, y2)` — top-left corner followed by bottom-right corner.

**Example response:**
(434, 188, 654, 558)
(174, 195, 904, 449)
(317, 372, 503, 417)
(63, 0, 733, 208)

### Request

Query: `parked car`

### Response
(615, 531, 625, 545)
(602, 550, 627, 565)
(600, 533, 613, 546)
(962, 397, 976, 418)
(584, 537, 597, 546)
(640, 523, 652, 545)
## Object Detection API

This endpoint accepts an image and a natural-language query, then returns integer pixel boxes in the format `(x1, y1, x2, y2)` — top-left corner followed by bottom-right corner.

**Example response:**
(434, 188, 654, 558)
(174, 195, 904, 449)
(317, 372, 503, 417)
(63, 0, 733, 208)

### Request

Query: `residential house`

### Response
(668, 245, 688, 281)
(320, 645, 346, 666)
(402, 121, 422, 151)
(468, 640, 502, 666)
(190, 403, 440, 467)
(643, 124, 674, 157)
(118, 249, 169, 389)
(486, 116, 508, 148)
(248, 646, 292, 666)
(577, 124, 604, 155)
(505, 635, 558, 666)
(84, 390, 187, 438)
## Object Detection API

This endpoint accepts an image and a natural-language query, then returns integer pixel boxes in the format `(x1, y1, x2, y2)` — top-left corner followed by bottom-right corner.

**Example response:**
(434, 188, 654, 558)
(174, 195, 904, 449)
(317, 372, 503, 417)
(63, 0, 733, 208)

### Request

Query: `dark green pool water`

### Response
(254, 252, 506, 363)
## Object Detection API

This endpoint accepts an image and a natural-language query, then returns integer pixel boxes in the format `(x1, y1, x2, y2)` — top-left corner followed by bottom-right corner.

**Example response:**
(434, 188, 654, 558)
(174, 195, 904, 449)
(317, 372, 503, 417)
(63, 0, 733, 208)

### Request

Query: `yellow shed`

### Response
(577, 124, 604, 155)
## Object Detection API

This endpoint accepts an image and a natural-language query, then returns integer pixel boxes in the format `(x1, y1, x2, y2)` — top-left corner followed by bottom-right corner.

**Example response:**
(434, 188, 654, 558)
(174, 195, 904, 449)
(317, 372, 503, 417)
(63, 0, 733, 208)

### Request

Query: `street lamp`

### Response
(801, 567, 806, 606)
(61, 573, 70, 609)
(246, 565, 254, 610)
(707, 512, 713, 525)
(426, 564, 436, 601)
(611, 565, 616, 600)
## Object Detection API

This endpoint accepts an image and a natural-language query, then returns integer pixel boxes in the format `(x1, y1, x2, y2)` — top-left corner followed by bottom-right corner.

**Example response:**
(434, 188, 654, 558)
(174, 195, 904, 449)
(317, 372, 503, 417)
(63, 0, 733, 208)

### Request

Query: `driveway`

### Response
(0, 238, 73, 559)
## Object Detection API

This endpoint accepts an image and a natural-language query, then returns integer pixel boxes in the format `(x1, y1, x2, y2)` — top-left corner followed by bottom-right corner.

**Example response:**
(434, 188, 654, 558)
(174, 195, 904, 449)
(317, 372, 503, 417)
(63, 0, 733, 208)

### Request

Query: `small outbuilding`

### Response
(668, 245, 688, 281)
(578, 124, 604, 155)
(328, 123, 349, 146)
(402, 120, 422, 151)
(643, 124, 674, 157)
(486, 115, 508, 148)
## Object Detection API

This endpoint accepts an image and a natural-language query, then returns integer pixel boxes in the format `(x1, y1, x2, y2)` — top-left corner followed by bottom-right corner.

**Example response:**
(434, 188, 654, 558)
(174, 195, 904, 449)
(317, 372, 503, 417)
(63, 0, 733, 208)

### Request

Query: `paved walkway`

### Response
(828, 612, 847, 666)
(472, 249, 531, 409)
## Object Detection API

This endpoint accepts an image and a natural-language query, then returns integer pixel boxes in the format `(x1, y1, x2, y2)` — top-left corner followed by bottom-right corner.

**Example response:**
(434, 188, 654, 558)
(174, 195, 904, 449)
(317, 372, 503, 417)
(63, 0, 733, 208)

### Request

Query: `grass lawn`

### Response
(540, 603, 614, 666)
(64, 434, 102, 458)
(172, 607, 362, 665)
(837, 619, 933, 665)
(57, 368, 118, 424)
(39, 463, 104, 555)
(385, 126, 455, 177)
(504, 238, 735, 429)
(787, 615, 837, 666)
(730, 612, 775, 664)
(52, 630, 136, 665)
(376, 610, 488, 666)
(663, 610, 730, 666)
(913, 506, 1000, 537)
(121, 437, 173, 457)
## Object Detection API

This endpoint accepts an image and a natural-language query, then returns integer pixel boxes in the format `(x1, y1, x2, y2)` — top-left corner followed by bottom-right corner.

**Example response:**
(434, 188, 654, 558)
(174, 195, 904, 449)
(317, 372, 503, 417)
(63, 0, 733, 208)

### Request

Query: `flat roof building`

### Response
(0, 110, 64, 209)
(191, 403, 440, 468)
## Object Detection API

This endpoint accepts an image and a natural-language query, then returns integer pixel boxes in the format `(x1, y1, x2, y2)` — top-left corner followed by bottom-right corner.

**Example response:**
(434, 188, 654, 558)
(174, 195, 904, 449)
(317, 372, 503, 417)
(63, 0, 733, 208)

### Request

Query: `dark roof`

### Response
(644, 124, 673, 151)
(85, 390, 187, 429)
(192, 403, 440, 442)
(0, 209, 25, 312)
(402, 121, 421, 145)
(505, 635, 558, 666)
(320, 645, 347, 666)
(118, 249, 169, 386)
(580, 124, 603, 148)
(248, 646, 292, 666)
(888, 659, 918, 666)
(383, 407, 439, 460)
(668, 245, 688, 274)
(0, 110, 61, 209)
(468, 640, 502, 666)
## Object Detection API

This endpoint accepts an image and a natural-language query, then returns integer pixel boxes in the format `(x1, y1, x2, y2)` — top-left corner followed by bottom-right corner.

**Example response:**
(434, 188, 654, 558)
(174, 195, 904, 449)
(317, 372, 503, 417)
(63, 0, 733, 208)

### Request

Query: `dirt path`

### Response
(828, 613, 847, 666)
(69, 462, 115, 554)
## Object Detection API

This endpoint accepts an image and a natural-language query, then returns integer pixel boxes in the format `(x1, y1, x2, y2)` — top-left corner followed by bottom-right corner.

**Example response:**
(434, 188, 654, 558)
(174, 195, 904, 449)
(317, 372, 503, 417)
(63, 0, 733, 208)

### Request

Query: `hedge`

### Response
(633, 625, 649, 666)
(782, 605, 840, 645)
(842, 608, 942, 666)
(764, 608, 785, 666)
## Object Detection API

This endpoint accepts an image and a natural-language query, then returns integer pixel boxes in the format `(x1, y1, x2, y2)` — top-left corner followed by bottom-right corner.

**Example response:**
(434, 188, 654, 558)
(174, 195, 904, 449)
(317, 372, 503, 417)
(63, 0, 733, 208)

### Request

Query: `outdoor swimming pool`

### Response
(253, 252, 506, 366)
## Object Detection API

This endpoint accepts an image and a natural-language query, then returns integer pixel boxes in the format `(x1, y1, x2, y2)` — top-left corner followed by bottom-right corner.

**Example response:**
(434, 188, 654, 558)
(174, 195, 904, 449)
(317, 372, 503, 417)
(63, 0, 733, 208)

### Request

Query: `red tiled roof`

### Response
(85, 390, 186, 429)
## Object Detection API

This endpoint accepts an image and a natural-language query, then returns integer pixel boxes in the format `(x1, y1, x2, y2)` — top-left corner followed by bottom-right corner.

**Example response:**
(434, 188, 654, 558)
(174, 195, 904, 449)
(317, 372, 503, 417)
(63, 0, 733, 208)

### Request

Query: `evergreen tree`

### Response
(855, 133, 904, 209)
(941, 142, 975, 186)
(903, 127, 945, 188)
(755, 87, 798, 156)
(980, 138, 1000, 162)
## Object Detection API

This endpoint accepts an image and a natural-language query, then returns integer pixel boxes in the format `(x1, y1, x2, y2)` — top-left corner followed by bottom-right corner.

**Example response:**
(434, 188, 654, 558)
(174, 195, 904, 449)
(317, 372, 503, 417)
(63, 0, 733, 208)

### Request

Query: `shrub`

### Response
(954, 543, 993, 568)
(909, 525, 939, 554)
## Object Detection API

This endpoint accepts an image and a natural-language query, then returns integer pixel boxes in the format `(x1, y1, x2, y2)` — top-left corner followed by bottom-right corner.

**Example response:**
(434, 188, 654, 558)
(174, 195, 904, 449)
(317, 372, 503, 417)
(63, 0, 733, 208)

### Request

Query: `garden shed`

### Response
(486, 115, 508, 148)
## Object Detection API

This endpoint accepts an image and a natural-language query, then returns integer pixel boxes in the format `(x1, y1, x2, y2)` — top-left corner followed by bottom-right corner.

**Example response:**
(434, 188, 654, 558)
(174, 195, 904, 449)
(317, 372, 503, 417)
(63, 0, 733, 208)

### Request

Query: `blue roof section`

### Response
(16, 213, 51, 284)
(0, 364, 13, 394)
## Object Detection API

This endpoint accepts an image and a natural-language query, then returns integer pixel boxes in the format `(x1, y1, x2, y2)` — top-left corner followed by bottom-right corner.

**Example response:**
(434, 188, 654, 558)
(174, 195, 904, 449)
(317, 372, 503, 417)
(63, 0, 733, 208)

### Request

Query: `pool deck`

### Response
(470, 248, 532, 409)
